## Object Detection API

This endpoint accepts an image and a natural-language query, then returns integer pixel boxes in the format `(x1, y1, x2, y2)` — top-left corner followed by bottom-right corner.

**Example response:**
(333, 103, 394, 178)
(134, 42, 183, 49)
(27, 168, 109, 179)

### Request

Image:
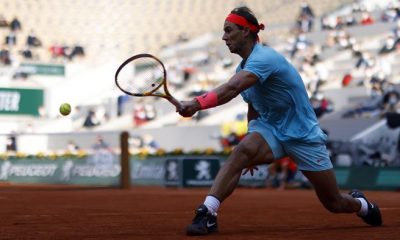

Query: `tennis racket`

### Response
(115, 53, 181, 109)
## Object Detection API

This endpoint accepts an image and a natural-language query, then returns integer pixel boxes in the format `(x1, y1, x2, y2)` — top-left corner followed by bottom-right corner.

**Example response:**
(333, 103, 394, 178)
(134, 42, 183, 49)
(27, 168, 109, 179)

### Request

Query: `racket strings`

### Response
(117, 57, 165, 95)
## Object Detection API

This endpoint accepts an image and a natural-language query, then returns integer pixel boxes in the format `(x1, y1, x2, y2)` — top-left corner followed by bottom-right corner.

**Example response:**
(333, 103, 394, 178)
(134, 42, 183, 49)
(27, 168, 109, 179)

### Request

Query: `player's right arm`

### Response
(178, 70, 259, 117)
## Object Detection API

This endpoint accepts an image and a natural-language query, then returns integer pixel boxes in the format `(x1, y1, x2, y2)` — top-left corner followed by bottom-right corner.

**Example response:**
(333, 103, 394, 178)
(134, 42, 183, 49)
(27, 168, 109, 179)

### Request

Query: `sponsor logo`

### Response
(131, 162, 164, 180)
(195, 160, 211, 180)
(166, 161, 178, 181)
(0, 161, 57, 180)
(61, 160, 121, 180)
(206, 221, 216, 228)
(0, 91, 20, 112)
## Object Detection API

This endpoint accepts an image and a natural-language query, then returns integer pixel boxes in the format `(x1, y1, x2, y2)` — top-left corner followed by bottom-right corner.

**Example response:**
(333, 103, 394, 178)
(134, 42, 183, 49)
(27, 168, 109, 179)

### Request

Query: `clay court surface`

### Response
(0, 185, 399, 240)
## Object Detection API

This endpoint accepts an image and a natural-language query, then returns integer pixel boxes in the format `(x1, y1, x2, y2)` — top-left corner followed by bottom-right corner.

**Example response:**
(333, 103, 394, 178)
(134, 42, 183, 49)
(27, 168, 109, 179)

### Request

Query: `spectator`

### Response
(49, 42, 67, 59)
(5, 31, 17, 46)
(117, 95, 130, 116)
(0, 14, 8, 27)
(355, 52, 373, 69)
(342, 73, 353, 87)
(295, 1, 315, 33)
(90, 135, 115, 166)
(92, 135, 111, 152)
(392, 19, 400, 42)
(360, 12, 374, 25)
(144, 104, 156, 121)
(66, 140, 80, 154)
(133, 104, 147, 126)
(67, 44, 85, 60)
(266, 157, 299, 190)
(289, 33, 312, 58)
(6, 134, 17, 152)
(26, 30, 42, 47)
(0, 44, 11, 65)
(335, 30, 355, 49)
(220, 132, 241, 148)
(381, 84, 400, 115)
(382, 91, 400, 114)
(300, 1, 314, 19)
(9, 17, 21, 31)
(141, 134, 160, 154)
(345, 15, 357, 26)
(20, 45, 33, 59)
(311, 93, 333, 118)
(379, 35, 398, 55)
(83, 110, 100, 128)
(381, 3, 400, 22)
(342, 85, 383, 118)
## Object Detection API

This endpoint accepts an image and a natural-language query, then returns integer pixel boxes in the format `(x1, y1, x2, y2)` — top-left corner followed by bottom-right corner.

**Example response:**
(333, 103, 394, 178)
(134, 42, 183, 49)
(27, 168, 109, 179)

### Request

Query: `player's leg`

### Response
(186, 120, 283, 236)
(208, 131, 275, 202)
(186, 132, 275, 236)
(286, 138, 382, 226)
(302, 169, 382, 226)
(206, 119, 285, 205)
(301, 169, 360, 213)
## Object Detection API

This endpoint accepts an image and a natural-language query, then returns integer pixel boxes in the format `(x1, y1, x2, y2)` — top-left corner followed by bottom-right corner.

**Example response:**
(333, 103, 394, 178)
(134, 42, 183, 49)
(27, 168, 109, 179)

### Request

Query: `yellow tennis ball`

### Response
(59, 103, 71, 116)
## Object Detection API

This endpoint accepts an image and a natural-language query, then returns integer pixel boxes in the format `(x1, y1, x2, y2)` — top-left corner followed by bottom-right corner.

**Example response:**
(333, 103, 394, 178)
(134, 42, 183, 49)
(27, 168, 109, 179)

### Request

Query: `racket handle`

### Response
(166, 96, 182, 110)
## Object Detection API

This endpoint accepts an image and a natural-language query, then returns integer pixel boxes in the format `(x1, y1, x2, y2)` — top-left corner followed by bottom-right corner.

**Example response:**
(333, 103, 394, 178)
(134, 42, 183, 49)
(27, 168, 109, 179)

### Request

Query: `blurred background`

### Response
(0, 0, 400, 190)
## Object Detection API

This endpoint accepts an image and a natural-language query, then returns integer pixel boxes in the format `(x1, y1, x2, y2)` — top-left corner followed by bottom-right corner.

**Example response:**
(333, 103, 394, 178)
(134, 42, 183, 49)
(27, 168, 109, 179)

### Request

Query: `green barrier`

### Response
(131, 157, 400, 190)
(132, 156, 222, 187)
(145, 156, 267, 188)
(376, 169, 400, 189)
(0, 156, 399, 190)
(335, 166, 400, 190)
(130, 157, 166, 186)
(181, 157, 220, 187)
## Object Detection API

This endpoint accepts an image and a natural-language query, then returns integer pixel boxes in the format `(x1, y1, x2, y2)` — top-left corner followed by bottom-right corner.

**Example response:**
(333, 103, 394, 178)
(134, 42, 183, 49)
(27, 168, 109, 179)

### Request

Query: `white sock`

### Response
(356, 198, 369, 217)
(204, 195, 220, 215)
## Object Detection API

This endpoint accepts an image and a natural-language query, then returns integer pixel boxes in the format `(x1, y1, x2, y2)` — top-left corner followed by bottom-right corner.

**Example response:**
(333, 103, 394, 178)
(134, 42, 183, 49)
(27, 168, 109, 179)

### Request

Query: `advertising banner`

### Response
(181, 157, 220, 187)
(0, 88, 44, 116)
(0, 153, 120, 186)
(20, 63, 65, 76)
(130, 157, 165, 185)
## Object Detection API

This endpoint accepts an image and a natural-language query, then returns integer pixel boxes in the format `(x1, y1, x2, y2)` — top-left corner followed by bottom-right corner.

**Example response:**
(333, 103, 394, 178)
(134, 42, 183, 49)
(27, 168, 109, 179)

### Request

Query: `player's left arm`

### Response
(179, 71, 259, 117)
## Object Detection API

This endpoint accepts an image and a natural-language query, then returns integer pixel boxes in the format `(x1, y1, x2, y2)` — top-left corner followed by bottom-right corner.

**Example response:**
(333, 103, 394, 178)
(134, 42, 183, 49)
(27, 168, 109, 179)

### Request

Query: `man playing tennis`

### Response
(178, 6, 382, 236)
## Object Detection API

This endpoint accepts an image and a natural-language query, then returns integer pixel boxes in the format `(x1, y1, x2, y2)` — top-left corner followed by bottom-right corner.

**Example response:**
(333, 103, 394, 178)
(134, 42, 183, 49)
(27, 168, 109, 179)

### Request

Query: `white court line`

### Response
(380, 207, 400, 211)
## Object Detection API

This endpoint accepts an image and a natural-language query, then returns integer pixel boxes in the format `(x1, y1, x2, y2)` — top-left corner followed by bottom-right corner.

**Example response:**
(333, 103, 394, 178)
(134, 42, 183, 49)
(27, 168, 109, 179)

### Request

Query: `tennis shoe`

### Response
(349, 189, 382, 226)
(186, 204, 218, 236)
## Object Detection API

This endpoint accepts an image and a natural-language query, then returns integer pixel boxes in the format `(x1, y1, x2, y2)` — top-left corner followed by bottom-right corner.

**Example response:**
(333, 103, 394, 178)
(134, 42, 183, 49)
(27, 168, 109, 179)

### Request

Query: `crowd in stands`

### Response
(49, 42, 85, 61)
(283, 1, 400, 124)
(0, 15, 85, 67)
(342, 82, 400, 118)
(2, 0, 400, 157)
(320, 1, 386, 30)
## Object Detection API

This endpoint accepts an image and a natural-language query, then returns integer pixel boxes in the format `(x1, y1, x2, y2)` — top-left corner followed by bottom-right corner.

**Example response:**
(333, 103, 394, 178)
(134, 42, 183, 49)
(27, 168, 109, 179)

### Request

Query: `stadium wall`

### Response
(0, 156, 399, 191)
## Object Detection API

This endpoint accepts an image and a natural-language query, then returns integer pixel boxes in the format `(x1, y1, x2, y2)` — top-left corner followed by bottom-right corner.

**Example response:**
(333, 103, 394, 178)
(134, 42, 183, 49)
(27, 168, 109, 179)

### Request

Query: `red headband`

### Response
(225, 13, 265, 33)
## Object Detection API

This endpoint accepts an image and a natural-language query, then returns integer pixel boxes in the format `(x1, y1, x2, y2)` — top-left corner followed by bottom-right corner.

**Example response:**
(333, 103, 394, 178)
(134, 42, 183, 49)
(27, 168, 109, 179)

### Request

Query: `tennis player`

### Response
(178, 6, 382, 236)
